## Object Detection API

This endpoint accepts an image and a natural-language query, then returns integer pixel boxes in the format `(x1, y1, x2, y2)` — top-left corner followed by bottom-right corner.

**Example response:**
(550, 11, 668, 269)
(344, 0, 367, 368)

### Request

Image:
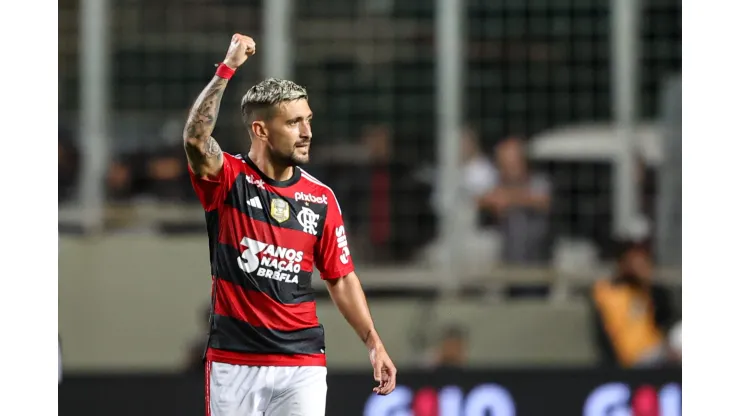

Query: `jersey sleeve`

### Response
(315, 191, 355, 280)
(188, 152, 242, 211)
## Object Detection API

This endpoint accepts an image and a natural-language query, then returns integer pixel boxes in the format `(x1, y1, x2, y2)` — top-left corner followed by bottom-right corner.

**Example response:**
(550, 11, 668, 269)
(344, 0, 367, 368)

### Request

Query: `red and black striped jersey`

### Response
(188, 153, 355, 367)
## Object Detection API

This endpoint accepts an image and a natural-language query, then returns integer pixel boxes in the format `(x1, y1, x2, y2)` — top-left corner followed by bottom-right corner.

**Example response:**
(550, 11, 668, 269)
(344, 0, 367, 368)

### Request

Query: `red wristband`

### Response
(215, 63, 235, 80)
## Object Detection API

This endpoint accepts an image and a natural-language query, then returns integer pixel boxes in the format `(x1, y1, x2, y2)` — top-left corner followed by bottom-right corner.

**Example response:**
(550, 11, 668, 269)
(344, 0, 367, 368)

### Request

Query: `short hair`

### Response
(241, 78, 308, 126)
(616, 239, 652, 260)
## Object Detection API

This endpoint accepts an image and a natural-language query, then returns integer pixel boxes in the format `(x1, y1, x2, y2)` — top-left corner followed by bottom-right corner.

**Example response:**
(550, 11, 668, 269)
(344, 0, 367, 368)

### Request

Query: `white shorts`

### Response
(206, 361, 327, 416)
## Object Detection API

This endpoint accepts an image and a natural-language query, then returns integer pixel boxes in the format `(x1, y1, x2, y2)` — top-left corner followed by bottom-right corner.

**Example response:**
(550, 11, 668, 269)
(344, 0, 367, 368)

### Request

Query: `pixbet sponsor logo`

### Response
(295, 191, 328, 204)
(583, 382, 681, 416)
(237, 237, 304, 284)
(335, 226, 351, 264)
(363, 384, 515, 416)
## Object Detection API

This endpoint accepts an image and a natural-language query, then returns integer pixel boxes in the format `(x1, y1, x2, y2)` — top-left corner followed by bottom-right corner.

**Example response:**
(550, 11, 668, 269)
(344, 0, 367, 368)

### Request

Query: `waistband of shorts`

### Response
(206, 348, 327, 367)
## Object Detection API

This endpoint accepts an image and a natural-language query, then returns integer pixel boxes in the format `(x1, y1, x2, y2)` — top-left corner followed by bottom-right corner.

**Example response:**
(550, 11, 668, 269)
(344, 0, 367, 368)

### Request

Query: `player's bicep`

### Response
(184, 135, 225, 178)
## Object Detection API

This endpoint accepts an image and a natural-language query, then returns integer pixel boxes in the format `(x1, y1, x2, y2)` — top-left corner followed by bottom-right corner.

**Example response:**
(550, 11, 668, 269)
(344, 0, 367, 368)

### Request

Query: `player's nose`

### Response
(299, 124, 312, 140)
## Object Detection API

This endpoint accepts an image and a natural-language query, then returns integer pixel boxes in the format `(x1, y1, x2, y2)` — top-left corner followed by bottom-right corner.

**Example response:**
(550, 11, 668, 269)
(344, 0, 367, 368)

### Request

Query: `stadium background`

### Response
(58, 0, 681, 414)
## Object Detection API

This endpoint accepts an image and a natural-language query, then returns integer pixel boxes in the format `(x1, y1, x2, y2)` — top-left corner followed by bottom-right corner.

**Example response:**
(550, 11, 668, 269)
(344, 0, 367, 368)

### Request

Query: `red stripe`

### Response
(213, 278, 319, 331)
(207, 348, 326, 367)
(218, 205, 316, 269)
(205, 360, 211, 416)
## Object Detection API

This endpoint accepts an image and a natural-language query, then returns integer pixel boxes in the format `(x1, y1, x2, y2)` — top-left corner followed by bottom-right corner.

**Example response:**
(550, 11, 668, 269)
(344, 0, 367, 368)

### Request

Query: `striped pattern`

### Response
(189, 153, 354, 367)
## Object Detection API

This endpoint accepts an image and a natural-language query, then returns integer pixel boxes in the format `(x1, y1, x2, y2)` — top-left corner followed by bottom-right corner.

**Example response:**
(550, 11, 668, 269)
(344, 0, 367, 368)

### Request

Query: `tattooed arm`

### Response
(183, 34, 256, 178)
(183, 76, 228, 178)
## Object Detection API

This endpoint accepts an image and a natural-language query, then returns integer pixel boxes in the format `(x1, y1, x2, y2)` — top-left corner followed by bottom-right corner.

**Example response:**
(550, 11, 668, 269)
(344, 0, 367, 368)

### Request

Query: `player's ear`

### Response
(251, 120, 269, 142)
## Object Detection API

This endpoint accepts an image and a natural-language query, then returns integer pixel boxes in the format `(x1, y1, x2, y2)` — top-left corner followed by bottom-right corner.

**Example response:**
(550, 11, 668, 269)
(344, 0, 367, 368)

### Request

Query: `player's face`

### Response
(265, 99, 313, 166)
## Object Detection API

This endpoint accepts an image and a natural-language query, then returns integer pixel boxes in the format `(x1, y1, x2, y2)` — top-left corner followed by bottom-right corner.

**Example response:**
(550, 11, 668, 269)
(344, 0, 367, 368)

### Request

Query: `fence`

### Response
(58, 0, 681, 272)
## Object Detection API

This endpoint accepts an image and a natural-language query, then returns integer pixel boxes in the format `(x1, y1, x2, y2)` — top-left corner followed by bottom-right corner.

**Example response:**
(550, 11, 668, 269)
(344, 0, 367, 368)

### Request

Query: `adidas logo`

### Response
(247, 197, 262, 209)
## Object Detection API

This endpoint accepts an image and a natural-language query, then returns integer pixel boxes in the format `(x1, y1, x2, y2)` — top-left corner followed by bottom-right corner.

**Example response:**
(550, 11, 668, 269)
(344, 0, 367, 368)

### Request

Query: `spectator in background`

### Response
(145, 118, 195, 202)
(145, 145, 191, 201)
(591, 241, 678, 368)
(480, 137, 551, 265)
(106, 118, 196, 202)
(362, 125, 394, 258)
(431, 127, 498, 227)
(421, 126, 502, 269)
(106, 156, 135, 201)
(59, 126, 79, 203)
(459, 127, 498, 203)
(346, 125, 435, 263)
(427, 325, 468, 371)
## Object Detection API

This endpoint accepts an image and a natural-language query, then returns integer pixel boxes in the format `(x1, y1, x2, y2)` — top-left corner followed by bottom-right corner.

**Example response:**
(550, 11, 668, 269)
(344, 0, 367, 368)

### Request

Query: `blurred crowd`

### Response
(59, 117, 665, 269)
(58, 120, 552, 263)
(59, 120, 199, 205)
(59, 0, 679, 267)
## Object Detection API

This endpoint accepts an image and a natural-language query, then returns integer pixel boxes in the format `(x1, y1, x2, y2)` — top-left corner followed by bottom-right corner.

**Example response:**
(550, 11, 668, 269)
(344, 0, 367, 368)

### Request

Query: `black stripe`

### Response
(209, 314, 325, 355)
(224, 173, 329, 238)
(213, 243, 315, 304)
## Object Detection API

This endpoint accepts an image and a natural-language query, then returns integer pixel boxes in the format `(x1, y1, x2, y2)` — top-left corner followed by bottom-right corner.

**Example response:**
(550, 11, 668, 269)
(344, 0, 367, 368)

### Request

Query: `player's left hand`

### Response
(370, 346, 397, 395)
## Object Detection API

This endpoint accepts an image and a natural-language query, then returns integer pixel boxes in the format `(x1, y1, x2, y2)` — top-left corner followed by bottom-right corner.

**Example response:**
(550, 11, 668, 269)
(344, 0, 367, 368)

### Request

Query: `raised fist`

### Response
(223, 34, 256, 70)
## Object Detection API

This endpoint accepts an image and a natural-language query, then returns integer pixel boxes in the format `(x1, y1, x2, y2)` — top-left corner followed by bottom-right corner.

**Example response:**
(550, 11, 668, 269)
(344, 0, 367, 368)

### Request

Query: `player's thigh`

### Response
(207, 361, 272, 416)
(267, 367, 327, 416)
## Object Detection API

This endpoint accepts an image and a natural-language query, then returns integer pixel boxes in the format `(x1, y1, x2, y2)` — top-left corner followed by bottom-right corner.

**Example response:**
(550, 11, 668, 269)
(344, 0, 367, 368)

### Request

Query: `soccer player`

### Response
(183, 34, 397, 416)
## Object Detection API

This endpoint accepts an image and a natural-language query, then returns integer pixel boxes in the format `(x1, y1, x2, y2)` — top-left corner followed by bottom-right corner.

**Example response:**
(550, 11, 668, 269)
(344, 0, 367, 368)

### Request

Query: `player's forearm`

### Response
(183, 76, 228, 174)
(184, 76, 229, 144)
(325, 273, 383, 350)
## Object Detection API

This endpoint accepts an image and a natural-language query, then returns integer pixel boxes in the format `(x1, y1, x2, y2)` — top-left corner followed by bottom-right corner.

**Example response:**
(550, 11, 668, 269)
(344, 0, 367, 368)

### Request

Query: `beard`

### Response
(268, 144, 310, 167)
